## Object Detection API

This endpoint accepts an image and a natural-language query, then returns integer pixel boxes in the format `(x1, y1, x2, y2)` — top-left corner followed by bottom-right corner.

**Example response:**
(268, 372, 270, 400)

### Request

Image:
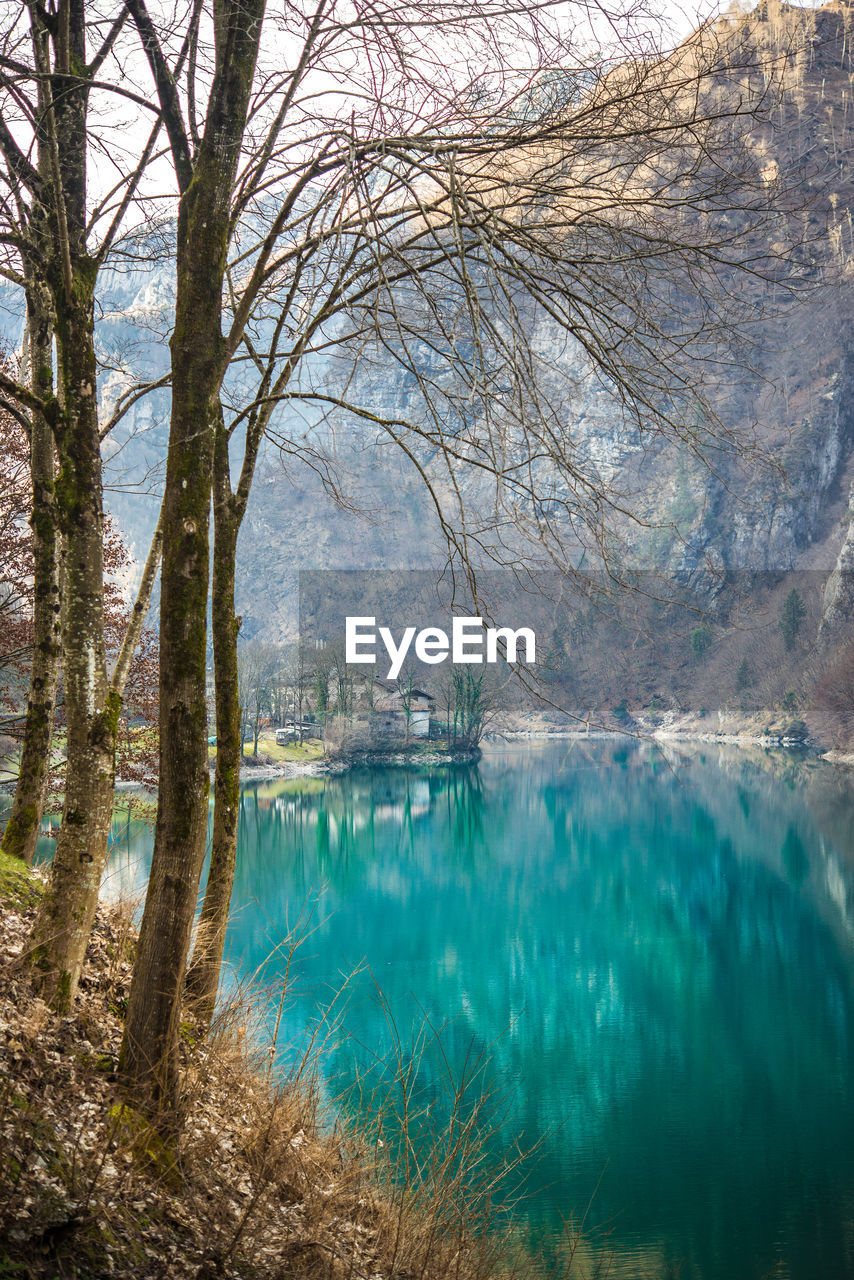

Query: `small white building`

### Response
(370, 678, 434, 738)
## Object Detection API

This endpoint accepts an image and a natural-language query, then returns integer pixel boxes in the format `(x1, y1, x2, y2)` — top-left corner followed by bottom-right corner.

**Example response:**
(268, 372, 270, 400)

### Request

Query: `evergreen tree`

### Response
(780, 589, 807, 650)
(691, 627, 713, 660)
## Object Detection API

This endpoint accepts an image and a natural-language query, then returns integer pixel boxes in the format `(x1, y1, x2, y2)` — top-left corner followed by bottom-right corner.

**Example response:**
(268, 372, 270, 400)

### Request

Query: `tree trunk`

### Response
(118, 262, 218, 1109)
(185, 414, 241, 1029)
(24, 1, 156, 1008)
(2, 291, 60, 865)
(119, 0, 267, 1114)
(27, 297, 116, 1012)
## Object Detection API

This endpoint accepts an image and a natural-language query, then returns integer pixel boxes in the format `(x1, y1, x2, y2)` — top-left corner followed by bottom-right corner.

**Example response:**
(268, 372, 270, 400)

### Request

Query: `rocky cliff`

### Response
(2, 2, 854, 651)
(233, 1, 854, 636)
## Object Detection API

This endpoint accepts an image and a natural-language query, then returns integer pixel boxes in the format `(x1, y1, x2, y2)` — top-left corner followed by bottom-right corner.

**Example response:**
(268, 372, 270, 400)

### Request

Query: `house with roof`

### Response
(369, 678, 434, 738)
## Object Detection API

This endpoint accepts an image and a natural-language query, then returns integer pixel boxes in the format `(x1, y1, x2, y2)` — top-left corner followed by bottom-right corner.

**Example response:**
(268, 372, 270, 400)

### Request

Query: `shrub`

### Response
(690, 626, 713, 660)
(810, 643, 854, 747)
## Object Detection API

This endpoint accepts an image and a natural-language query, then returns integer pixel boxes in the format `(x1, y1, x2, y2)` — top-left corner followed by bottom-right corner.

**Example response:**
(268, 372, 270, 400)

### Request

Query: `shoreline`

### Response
(0, 861, 512, 1280)
(6, 727, 851, 798)
(237, 745, 482, 780)
(491, 721, 854, 767)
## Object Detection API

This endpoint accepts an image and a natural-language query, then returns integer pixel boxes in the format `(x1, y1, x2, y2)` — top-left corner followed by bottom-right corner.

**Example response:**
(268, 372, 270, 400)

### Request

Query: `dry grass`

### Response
(0, 865, 565, 1280)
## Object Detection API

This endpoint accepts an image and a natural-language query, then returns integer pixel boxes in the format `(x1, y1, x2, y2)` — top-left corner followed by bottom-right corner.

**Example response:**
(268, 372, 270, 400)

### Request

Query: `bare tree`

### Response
(438, 667, 501, 749)
(0, 1, 165, 1004)
(114, 0, 275, 1108)
(236, 640, 281, 757)
(0, 368, 39, 731)
(0, 311, 61, 866)
(811, 641, 854, 749)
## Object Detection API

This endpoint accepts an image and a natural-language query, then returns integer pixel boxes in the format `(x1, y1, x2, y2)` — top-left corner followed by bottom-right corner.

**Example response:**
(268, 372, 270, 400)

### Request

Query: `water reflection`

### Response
(28, 742, 854, 1279)
(225, 744, 854, 1280)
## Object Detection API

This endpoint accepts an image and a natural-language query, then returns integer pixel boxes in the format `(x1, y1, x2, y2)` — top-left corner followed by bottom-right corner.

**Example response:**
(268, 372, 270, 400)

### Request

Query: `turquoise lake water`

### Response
(63, 741, 854, 1278)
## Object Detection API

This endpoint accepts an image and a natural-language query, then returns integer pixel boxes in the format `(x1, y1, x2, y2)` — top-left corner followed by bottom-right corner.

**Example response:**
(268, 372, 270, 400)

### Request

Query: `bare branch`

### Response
(111, 509, 163, 699)
(99, 372, 172, 439)
(0, 394, 32, 437)
(0, 365, 49, 416)
(123, 0, 194, 191)
(27, 6, 73, 302)
(87, 7, 128, 78)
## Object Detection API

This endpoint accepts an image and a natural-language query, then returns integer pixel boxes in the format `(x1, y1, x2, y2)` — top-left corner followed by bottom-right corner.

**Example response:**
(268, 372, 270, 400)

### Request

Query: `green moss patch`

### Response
(0, 850, 43, 908)
(106, 1105, 181, 1187)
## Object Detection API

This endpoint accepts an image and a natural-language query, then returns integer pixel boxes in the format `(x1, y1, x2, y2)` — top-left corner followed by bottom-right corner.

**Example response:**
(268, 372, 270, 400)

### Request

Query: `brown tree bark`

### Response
(24, 0, 118, 1010)
(24, 1, 163, 1008)
(120, 0, 267, 1111)
(1, 289, 60, 865)
(185, 410, 241, 1028)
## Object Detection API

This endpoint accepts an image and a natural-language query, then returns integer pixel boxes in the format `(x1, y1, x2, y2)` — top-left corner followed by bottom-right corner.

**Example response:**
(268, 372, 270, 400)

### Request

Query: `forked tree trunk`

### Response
(119, 212, 228, 1110)
(120, 0, 267, 1114)
(2, 291, 60, 865)
(185, 414, 241, 1028)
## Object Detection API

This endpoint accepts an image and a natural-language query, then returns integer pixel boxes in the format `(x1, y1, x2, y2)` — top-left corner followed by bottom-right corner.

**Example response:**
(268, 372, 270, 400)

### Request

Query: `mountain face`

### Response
(2, 2, 854, 651)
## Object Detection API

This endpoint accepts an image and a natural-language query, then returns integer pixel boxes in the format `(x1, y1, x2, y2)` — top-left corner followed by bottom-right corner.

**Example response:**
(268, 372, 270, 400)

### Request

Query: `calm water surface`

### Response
(85, 742, 854, 1279)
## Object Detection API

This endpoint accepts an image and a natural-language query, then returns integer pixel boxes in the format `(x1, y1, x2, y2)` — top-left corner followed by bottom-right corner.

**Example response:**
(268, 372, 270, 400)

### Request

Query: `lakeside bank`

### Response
(494, 707, 854, 767)
(0, 852, 532, 1280)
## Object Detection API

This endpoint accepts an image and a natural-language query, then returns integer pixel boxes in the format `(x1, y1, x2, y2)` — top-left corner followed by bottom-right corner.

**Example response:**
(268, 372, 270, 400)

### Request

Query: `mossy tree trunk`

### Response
(24, 1, 118, 1010)
(185, 410, 242, 1028)
(120, 0, 267, 1112)
(23, 2, 161, 1010)
(28, 300, 117, 1010)
(118, 210, 218, 1107)
(1, 288, 60, 866)
(3, 17, 65, 867)
(184, 390, 267, 1028)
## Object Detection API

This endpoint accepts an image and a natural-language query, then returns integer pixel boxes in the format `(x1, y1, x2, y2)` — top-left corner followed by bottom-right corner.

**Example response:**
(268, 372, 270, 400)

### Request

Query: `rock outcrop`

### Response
(820, 482, 854, 636)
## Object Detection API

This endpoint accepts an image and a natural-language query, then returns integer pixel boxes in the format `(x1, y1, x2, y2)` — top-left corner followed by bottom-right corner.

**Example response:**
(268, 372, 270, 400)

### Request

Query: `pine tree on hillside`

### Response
(780, 589, 807, 651)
